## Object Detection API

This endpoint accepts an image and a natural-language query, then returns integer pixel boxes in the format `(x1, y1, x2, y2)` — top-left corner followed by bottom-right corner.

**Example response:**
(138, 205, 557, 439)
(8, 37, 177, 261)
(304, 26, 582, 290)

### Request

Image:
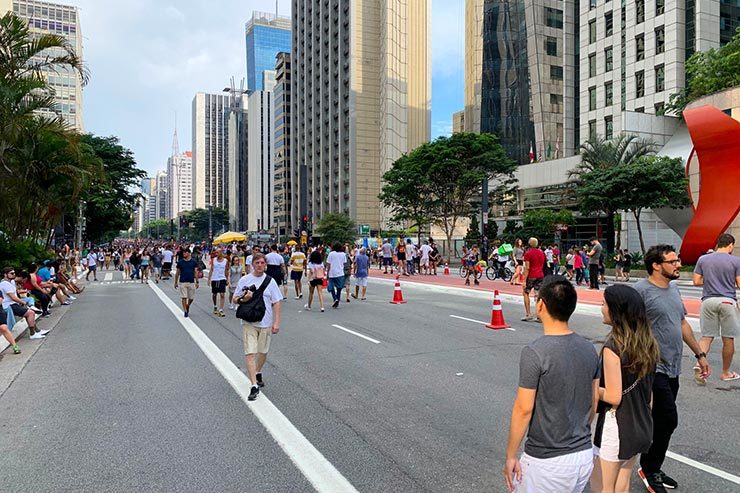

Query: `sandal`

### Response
(720, 372, 740, 381)
(693, 366, 707, 386)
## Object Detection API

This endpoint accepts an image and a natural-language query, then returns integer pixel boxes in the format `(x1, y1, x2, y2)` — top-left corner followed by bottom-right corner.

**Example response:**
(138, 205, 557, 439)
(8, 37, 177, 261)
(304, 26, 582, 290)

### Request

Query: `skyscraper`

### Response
(226, 86, 249, 231)
(273, 52, 293, 237)
(168, 151, 193, 220)
(156, 170, 168, 220)
(292, 0, 431, 230)
(247, 85, 274, 232)
(245, 11, 291, 92)
(192, 93, 231, 211)
(10, 0, 84, 130)
(464, 0, 484, 133)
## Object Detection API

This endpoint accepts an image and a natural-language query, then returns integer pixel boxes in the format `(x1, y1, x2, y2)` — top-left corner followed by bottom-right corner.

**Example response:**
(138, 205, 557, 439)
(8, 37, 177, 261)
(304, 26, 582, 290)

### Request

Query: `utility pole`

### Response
(208, 205, 213, 245)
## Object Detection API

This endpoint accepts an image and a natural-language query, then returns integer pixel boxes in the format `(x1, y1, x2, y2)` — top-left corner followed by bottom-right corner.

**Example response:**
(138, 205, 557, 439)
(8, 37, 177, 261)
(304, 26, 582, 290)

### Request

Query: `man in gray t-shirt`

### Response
(504, 276, 598, 493)
(587, 237, 602, 290)
(635, 245, 710, 492)
(381, 239, 394, 274)
(693, 233, 740, 382)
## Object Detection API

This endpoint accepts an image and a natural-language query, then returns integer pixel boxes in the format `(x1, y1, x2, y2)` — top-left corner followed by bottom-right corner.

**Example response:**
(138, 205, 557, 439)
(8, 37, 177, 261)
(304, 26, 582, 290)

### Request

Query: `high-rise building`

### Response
(292, 0, 431, 230)
(245, 11, 291, 92)
(225, 83, 249, 231)
(140, 177, 155, 196)
(156, 170, 168, 220)
(464, 0, 484, 133)
(452, 110, 465, 134)
(10, 0, 84, 130)
(247, 87, 274, 232)
(192, 92, 231, 211)
(167, 151, 193, 219)
(479, 0, 577, 165)
(273, 52, 292, 237)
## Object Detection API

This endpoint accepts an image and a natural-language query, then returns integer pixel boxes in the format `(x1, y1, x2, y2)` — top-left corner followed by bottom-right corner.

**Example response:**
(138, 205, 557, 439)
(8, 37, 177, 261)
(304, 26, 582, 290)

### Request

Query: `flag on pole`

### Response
(529, 142, 534, 163)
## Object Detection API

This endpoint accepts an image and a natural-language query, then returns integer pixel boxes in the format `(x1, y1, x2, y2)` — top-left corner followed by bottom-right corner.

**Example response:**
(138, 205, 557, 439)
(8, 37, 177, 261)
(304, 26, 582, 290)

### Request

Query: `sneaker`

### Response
(657, 471, 678, 489)
(30, 306, 42, 314)
(61, 301, 72, 305)
(247, 386, 260, 401)
(213, 307, 218, 314)
(351, 294, 358, 299)
(256, 373, 265, 388)
(346, 298, 351, 302)
(29, 333, 46, 340)
(320, 307, 325, 312)
(184, 311, 189, 318)
(465, 280, 470, 286)
(37, 329, 50, 336)
(68, 295, 77, 301)
(474, 280, 480, 285)
(41, 311, 51, 317)
(304, 304, 311, 311)
(332, 300, 339, 308)
(218, 310, 225, 317)
(295, 296, 301, 300)
(12, 344, 20, 354)
(299, 293, 303, 299)
(638, 468, 668, 493)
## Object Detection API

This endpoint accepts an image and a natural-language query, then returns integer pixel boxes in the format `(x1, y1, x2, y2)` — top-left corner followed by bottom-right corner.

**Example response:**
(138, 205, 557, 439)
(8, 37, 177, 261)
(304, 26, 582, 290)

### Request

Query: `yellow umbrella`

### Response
(213, 231, 246, 245)
(286, 240, 297, 246)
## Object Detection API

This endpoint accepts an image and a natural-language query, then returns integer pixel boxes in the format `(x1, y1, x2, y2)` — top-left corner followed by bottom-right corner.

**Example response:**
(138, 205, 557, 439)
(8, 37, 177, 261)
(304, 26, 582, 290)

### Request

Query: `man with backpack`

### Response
(232, 253, 282, 401)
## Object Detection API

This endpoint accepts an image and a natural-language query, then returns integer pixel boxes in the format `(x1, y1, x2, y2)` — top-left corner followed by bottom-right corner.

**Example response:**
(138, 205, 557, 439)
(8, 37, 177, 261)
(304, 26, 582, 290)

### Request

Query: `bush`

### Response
(0, 237, 55, 270)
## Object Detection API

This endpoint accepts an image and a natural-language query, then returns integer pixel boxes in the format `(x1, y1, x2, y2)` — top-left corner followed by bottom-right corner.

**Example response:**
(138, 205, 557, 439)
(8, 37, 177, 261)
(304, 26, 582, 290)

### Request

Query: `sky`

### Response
(73, 0, 464, 177)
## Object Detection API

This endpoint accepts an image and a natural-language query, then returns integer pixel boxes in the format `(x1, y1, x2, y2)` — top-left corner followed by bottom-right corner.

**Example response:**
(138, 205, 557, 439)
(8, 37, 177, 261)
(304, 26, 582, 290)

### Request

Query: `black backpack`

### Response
(235, 275, 272, 323)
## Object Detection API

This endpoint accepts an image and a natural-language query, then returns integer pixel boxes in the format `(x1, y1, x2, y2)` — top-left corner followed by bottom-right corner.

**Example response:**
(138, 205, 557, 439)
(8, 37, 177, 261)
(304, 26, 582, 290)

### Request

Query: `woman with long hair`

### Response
(511, 238, 525, 285)
(592, 284, 661, 493)
(305, 249, 326, 312)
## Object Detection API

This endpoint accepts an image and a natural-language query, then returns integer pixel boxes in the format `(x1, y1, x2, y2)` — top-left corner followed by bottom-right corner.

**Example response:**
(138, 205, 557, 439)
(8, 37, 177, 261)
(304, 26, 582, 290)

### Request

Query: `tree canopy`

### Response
(380, 132, 516, 259)
(180, 208, 230, 241)
(314, 212, 356, 246)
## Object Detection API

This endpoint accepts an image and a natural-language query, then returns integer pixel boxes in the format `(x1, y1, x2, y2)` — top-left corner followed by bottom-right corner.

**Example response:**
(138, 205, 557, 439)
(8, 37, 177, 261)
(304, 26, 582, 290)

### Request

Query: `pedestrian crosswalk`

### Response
(99, 280, 144, 285)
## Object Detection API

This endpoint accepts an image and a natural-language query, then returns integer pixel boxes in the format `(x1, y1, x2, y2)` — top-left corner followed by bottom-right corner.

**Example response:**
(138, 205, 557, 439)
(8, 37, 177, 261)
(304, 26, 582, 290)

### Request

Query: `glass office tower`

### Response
(245, 11, 291, 92)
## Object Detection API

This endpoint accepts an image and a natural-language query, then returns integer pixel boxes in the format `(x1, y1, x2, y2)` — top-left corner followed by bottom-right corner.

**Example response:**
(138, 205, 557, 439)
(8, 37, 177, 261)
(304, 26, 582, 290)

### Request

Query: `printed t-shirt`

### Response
(290, 252, 307, 272)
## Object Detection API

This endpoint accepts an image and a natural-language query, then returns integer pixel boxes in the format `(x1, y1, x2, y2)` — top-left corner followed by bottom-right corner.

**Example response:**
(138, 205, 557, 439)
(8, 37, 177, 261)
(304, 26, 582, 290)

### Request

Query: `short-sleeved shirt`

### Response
(420, 244, 432, 259)
(162, 250, 174, 263)
(381, 243, 393, 257)
(290, 252, 307, 272)
(327, 251, 346, 278)
(37, 267, 52, 282)
(354, 254, 369, 278)
(1, 279, 19, 309)
(694, 252, 740, 301)
(518, 333, 599, 459)
(176, 258, 199, 283)
(523, 248, 546, 279)
(589, 243, 603, 265)
(233, 274, 282, 328)
(87, 254, 97, 266)
(634, 279, 686, 377)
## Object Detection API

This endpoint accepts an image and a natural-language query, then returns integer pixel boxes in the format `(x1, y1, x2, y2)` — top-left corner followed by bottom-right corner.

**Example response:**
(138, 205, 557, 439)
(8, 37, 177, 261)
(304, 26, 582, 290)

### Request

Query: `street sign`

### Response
(359, 224, 370, 236)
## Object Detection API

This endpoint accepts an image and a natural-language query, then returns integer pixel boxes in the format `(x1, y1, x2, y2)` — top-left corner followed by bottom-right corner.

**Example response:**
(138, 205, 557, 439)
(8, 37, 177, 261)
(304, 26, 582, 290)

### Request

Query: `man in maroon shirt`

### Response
(522, 237, 546, 322)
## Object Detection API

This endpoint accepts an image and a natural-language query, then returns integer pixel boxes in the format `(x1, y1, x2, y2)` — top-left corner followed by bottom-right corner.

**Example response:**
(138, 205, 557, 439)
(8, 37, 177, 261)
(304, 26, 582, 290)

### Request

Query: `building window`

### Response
(656, 0, 665, 15)
(545, 7, 563, 28)
(605, 46, 613, 71)
(605, 81, 614, 106)
(605, 116, 614, 139)
(589, 20, 597, 43)
(636, 34, 645, 61)
(550, 93, 563, 106)
(655, 102, 665, 115)
(589, 53, 597, 77)
(655, 26, 665, 54)
(590, 0, 597, 10)
(589, 87, 597, 111)
(636, 70, 645, 97)
(635, 107, 645, 113)
(605, 12, 613, 36)
(546, 36, 558, 56)
(589, 120, 597, 139)
(550, 65, 564, 80)
(655, 64, 665, 92)
(636, 0, 645, 23)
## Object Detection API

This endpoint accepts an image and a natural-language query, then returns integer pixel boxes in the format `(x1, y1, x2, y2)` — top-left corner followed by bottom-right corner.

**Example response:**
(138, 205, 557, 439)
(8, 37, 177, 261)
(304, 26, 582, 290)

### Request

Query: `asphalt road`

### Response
(0, 270, 738, 492)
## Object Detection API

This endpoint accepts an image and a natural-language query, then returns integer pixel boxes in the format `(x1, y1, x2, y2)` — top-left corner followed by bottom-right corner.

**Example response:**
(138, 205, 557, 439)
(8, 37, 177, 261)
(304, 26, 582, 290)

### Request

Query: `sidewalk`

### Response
(367, 270, 702, 318)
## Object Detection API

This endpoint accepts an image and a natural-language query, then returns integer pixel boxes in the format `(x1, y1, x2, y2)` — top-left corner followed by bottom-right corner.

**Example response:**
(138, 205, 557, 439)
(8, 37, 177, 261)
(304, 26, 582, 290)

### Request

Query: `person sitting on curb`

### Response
(1, 267, 48, 341)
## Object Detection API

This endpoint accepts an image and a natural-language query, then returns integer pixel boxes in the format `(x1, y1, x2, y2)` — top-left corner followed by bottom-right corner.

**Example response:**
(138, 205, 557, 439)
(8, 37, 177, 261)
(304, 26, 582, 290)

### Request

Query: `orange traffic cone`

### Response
(390, 275, 407, 304)
(322, 276, 328, 289)
(444, 263, 450, 275)
(485, 290, 510, 329)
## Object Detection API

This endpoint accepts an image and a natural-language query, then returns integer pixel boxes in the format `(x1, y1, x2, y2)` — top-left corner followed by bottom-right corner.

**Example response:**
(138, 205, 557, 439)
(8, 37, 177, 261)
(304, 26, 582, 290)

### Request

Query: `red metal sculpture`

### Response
(681, 106, 740, 264)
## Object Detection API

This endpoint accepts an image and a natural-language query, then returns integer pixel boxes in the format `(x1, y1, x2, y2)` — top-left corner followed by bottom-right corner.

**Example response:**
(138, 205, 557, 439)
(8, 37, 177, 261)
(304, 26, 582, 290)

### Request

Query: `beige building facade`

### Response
(452, 110, 465, 133)
(291, 0, 431, 231)
(464, 0, 483, 133)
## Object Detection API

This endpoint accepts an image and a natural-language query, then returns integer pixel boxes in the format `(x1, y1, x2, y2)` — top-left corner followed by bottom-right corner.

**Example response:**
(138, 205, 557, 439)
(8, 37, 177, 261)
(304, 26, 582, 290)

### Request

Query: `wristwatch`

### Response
(694, 352, 707, 360)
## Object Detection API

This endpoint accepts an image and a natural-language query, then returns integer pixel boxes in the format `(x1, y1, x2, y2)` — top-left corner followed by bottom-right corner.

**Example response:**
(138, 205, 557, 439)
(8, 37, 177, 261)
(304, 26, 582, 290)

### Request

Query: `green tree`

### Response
(314, 212, 357, 245)
(79, 135, 146, 242)
(519, 209, 575, 243)
(595, 155, 691, 253)
(666, 27, 740, 115)
(378, 153, 433, 237)
(140, 219, 171, 239)
(181, 208, 230, 241)
(570, 134, 656, 253)
(464, 215, 480, 244)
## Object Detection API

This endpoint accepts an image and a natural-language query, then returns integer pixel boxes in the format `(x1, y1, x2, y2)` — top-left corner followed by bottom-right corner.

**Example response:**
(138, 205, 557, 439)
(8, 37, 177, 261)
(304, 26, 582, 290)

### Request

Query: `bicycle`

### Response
(486, 260, 514, 282)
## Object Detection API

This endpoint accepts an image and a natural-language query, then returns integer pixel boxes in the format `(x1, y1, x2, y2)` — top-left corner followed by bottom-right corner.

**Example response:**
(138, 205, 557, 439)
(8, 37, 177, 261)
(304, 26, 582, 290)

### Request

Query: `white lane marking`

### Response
(449, 314, 516, 331)
(330, 324, 381, 344)
(148, 282, 358, 493)
(666, 451, 740, 486)
(104, 273, 113, 281)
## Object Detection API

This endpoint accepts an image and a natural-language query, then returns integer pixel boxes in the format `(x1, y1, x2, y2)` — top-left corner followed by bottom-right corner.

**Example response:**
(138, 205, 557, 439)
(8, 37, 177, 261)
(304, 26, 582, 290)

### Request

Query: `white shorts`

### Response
(515, 449, 593, 493)
(421, 257, 429, 266)
(355, 276, 368, 287)
(593, 410, 621, 462)
(700, 297, 739, 338)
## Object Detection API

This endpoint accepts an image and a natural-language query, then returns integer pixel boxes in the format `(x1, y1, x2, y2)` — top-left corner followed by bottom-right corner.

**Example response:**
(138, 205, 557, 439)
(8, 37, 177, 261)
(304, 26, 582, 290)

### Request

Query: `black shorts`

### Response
(290, 270, 303, 281)
(162, 262, 172, 271)
(310, 278, 323, 287)
(397, 253, 406, 261)
(383, 257, 393, 266)
(524, 277, 544, 293)
(10, 304, 29, 317)
(211, 280, 227, 293)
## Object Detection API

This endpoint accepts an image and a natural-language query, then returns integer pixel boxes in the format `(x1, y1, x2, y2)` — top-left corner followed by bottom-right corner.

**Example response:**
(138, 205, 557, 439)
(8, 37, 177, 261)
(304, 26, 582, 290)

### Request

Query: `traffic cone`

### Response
(444, 263, 450, 275)
(485, 290, 510, 329)
(322, 276, 328, 289)
(390, 275, 406, 304)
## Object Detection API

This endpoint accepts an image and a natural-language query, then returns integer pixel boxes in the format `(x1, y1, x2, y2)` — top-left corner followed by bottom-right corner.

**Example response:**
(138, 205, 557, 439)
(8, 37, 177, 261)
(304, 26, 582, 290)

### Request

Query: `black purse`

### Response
(235, 276, 272, 323)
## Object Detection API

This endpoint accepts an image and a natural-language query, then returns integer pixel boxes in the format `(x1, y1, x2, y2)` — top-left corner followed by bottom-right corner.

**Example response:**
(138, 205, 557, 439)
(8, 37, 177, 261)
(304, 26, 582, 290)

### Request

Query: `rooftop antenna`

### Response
(172, 111, 179, 158)
(276, 0, 278, 16)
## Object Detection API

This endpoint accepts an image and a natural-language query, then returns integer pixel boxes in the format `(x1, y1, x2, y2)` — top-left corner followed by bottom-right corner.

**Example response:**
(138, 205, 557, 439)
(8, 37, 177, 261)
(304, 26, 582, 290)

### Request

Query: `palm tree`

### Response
(569, 134, 657, 253)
